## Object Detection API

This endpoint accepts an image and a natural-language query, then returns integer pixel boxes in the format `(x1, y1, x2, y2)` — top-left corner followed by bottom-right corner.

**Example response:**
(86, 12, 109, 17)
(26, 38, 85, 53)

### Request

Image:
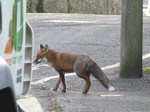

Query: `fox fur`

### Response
(33, 44, 115, 94)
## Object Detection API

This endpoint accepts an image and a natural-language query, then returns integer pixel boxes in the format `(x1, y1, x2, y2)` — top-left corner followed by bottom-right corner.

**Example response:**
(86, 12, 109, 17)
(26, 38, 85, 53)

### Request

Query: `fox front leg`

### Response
(59, 71, 66, 92)
(53, 77, 61, 91)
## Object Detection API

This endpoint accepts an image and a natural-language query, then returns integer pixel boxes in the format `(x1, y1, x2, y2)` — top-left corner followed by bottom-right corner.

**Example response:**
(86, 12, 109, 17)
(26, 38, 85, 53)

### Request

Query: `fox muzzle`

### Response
(33, 59, 41, 64)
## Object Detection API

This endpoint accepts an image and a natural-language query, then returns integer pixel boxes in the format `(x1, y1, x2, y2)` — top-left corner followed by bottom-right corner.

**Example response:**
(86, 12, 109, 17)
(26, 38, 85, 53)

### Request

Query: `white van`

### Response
(0, 0, 33, 106)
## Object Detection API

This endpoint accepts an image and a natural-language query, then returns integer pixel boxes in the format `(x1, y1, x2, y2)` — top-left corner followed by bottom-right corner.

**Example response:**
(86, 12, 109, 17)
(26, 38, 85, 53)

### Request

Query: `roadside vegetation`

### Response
(143, 67, 150, 73)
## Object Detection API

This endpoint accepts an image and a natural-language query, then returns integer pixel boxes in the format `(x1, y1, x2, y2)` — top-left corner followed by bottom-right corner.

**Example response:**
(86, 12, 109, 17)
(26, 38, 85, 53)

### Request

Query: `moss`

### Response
(120, 52, 142, 78)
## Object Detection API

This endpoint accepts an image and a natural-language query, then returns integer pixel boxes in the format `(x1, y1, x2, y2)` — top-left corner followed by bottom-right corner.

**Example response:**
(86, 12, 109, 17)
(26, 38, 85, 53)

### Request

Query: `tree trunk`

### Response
(120, 0, 143, 78)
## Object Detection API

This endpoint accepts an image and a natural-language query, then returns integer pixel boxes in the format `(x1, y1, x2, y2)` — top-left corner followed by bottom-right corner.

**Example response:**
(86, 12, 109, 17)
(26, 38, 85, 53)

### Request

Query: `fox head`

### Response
(33, 44, 49, 64)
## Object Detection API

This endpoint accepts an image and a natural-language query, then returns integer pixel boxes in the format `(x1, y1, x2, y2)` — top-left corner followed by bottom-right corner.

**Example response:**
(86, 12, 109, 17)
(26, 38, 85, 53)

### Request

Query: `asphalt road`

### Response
(28, 13, 150, 73)
(18, 13, 150, 112)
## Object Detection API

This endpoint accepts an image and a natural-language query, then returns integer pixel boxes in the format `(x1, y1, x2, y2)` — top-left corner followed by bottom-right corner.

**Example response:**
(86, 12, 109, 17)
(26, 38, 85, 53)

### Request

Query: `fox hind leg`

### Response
(82, 74, 91, 94)
(76, 73, 91, 94)
(76, 71, 91, 94)
(74, 61, 91, 94)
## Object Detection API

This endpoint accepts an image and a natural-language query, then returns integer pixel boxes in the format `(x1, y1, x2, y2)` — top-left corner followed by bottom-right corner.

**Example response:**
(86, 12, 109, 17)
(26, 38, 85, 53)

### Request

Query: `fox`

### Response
(33, 44, 115, 94)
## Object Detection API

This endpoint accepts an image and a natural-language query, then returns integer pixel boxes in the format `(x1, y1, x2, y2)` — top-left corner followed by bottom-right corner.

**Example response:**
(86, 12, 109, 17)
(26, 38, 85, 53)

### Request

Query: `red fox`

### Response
(33, 44, 115, 94)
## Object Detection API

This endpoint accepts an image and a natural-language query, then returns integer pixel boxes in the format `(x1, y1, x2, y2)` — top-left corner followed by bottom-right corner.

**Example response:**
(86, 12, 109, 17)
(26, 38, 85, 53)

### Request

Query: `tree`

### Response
(120, 0, 143, 78)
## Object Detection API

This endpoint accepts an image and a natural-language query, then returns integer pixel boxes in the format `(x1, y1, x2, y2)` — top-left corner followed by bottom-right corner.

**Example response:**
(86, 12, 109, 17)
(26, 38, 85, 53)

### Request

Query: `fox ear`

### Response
(44, 44, 49, 52)
(40, 44, 44, 49)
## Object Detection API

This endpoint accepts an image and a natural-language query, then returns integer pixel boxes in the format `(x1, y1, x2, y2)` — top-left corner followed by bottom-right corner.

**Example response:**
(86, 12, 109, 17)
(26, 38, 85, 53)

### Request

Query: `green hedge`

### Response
(27, 0, 38, 13)
(26, 0, 121, 14)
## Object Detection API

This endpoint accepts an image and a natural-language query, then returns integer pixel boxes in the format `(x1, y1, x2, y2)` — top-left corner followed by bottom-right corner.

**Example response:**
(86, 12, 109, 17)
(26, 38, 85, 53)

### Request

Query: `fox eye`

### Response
(37, 55, 42, 59)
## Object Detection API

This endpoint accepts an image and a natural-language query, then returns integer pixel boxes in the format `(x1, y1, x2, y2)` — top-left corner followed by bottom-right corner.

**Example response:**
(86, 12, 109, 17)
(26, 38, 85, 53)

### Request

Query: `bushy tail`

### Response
(88, 62, 115, 91)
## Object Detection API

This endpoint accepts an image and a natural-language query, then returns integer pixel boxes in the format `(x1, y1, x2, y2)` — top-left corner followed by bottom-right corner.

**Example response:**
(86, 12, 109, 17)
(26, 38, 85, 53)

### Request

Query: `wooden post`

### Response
(120, 0, 143, 78)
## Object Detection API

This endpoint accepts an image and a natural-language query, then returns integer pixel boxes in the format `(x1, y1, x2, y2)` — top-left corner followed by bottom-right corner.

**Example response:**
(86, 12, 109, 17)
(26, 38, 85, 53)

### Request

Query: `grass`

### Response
(51, 105, 61, 110)
(143, 67, 150, 73)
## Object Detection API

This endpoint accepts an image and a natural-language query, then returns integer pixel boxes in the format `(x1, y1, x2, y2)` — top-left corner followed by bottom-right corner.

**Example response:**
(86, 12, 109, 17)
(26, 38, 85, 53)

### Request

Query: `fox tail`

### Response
(88, 63, 115, 91)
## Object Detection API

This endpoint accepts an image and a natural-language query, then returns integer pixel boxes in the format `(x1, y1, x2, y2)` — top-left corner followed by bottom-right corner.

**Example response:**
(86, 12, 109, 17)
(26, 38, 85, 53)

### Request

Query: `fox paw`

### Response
(82, 91, 88, 94)
(53, 88, 57, 91)
(62, 90, 66, 93)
